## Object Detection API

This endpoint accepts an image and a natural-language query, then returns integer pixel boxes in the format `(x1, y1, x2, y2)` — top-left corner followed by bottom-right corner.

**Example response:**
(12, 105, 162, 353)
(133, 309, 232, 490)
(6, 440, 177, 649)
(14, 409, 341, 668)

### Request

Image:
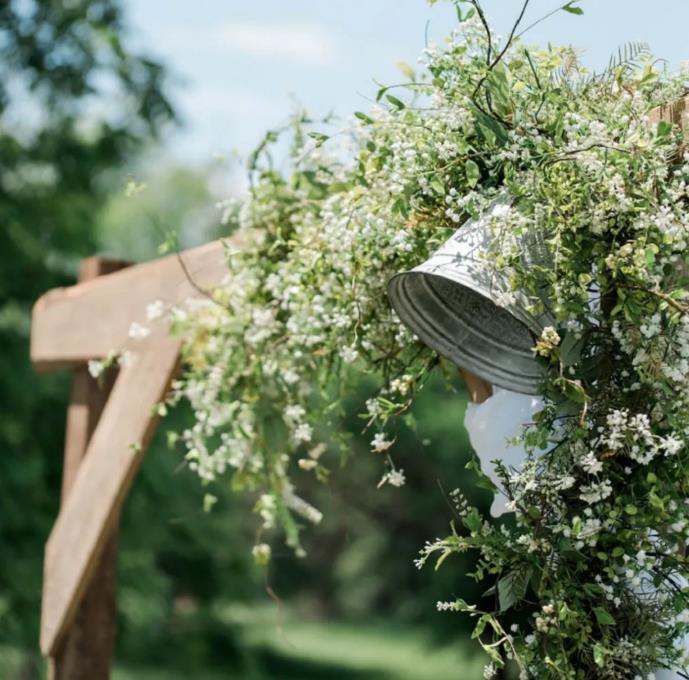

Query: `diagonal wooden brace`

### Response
(40, 336, 182, 657)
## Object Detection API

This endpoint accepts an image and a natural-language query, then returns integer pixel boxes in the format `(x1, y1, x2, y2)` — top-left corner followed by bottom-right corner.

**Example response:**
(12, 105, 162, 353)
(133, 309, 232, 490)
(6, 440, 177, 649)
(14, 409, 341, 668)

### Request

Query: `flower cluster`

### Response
(166, 0, 689, 676)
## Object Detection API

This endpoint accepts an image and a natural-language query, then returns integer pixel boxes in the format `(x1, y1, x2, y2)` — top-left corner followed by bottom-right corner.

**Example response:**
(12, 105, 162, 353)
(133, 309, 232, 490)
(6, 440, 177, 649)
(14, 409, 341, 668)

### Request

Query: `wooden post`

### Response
(48, 257, 128, 680)
(31, 240, 222, 666)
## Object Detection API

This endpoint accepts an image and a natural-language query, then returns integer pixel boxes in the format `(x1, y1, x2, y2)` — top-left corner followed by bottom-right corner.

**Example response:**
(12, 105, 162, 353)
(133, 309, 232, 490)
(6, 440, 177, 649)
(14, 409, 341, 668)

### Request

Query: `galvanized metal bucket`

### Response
(387, 196, 553, 395)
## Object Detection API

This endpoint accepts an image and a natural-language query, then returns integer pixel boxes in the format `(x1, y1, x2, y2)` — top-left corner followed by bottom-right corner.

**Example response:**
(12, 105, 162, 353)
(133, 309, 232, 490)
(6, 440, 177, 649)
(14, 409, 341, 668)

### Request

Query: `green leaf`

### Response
(583, 583, 604, 596)
(451, 598, 476, 613)
(472, 106, 507, 146)
(649, 492, 665, 510)
(562, 2, 584, 15)
(559, 330, 584, 366)
(462, 507, 483, 533)
(593, 643, 606, 666)
(465, 455, 498, 492)
(472, 614, 489, 639)
(625, 504, 638, 515)
(656, 120, 672, 138)
(498, 567, 531, 612)
(465, 159, 480, 188)
(307, 132, 329, 146)
(396, 61, 416, 80)
(485, 65, 512, 116)
(354, 111, 374, 125)
(386, 94, 405, 110)
(561, 378, 588, 403)
(430, 177, 445, 195)
(593, 607, 615, 626)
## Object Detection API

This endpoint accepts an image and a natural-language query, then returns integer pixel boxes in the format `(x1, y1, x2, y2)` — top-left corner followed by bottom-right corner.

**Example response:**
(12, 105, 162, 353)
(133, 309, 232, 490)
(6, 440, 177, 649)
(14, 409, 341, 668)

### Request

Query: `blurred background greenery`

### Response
(0, 2, 489, 678)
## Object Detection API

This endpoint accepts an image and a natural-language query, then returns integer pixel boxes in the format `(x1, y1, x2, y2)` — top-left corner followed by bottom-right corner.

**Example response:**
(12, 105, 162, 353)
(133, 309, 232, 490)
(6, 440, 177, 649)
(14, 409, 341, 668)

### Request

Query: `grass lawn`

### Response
(112, 604, 485, 680)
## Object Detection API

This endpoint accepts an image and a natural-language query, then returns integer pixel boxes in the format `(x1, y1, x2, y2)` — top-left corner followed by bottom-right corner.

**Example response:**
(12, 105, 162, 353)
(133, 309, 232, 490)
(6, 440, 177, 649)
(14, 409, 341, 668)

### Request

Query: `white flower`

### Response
(378, 468, 406, 488)
(285, 404, 306, 423)
(371, 432, 393, 452)
(556, 475, 576, 491)
(579, 479, 613, 504)
(341, 345, 359, 363)
(293, 423, 313, 443)
(662, 434, 683, 456)
(88, 359, 104, 378)
(483, 663, 497, 679)
(533, 326, 561, 357)
(494, 290, 516, 307)
(128, 322, 151, 340)
(146, 299, 166, 321)
(366, 398, 382, 418)
(283, 368, 300, 385)
(118, 351, 133, 367)
(252, 542, 271, 565)
(580, 452, 603, 474)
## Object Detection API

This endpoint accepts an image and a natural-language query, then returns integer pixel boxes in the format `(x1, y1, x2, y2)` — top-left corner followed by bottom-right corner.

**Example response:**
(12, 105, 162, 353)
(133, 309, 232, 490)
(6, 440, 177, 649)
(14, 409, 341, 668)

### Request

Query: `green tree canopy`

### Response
(0, 0, 174, 656)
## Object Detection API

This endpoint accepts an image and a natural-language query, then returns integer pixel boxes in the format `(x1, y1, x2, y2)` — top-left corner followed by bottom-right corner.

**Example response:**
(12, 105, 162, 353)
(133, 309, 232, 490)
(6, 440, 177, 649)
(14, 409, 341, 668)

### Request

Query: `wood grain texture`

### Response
(40, 337, 182, 656)
(48, 258, 129, 680)
(31, 239, 231, 370)
(647, 94, 689, 129)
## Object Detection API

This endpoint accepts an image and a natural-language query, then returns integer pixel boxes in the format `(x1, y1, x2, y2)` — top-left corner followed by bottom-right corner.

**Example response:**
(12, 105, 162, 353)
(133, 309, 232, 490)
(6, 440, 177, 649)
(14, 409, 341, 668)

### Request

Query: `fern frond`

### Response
(552, 41, 652, 93)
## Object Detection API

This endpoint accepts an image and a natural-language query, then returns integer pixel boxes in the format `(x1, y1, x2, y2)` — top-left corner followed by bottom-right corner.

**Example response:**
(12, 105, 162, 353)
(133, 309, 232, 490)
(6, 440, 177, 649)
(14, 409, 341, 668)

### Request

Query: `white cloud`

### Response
(212, 21, 337, 64)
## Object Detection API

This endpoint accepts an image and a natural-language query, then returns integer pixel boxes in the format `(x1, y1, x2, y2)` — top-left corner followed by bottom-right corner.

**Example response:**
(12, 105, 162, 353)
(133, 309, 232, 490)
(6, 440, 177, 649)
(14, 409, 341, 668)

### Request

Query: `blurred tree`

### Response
(98, 164, 221, 261)
(0, 0, 174, 671)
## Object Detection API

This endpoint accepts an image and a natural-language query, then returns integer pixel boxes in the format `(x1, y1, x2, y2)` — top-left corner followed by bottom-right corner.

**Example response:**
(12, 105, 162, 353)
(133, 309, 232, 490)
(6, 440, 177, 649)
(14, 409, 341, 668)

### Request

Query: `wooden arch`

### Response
(32, 97, 687, 678)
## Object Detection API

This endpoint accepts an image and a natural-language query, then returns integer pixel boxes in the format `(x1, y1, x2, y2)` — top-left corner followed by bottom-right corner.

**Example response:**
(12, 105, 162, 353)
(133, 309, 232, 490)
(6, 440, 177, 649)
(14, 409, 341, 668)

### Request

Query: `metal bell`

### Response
(387, 196, 553, 395)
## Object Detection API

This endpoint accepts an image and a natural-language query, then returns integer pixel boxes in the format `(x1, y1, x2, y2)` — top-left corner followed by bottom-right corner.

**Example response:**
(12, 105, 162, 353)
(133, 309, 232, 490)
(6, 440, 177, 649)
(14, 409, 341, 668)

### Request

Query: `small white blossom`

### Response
(293, 423, 313, 443)
(371, 433, 393, 452)
(128, 322, 151, 340)
(146, 299, 166, 321)
(378, 468, 406, 488)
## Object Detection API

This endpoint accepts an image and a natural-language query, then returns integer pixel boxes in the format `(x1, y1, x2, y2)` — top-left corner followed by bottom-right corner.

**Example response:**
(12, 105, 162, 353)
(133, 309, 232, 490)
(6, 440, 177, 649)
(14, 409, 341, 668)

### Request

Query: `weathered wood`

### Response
(647, 94, 689, 128)
(460, 368, 493, 404)
(47, 258, 129, 680)
(31, 239, 230, 370)
(60, 258, 129, 500)
(40, 337, 182, 656)
(48, 531, 119, 680)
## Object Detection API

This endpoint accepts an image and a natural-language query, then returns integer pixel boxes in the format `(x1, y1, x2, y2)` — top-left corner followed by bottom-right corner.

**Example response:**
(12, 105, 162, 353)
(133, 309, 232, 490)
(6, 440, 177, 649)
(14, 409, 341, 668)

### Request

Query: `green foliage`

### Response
(0, 0, 173, 663)
(169, 1, 689, 677)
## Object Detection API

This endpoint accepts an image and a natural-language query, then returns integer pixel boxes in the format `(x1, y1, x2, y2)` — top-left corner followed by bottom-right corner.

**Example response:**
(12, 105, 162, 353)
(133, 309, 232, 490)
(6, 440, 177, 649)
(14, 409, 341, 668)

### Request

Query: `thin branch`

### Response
(516, 2, 582, 40)
(470, 0, 531, 123)
(628, 285, 689, 315)
(468, 0, 492, 64)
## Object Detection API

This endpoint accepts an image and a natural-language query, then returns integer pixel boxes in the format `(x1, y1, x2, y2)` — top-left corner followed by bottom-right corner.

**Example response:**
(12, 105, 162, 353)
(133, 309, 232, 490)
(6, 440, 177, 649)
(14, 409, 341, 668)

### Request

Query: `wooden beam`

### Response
(40, 337, 182, 656)
(48, 258, 129, 680)
(31, 239, 231, 370)
(647, 94, 689, 128)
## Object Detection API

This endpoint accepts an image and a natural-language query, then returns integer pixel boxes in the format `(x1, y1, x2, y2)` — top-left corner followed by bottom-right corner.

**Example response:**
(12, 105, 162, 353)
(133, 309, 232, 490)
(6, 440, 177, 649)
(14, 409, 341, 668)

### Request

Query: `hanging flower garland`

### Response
(158, 1, 689, 676)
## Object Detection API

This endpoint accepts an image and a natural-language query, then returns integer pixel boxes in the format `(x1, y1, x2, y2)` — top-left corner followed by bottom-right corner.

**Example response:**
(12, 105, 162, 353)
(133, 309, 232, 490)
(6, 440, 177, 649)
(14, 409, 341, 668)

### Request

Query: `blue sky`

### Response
(124, 1, 689, 165)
